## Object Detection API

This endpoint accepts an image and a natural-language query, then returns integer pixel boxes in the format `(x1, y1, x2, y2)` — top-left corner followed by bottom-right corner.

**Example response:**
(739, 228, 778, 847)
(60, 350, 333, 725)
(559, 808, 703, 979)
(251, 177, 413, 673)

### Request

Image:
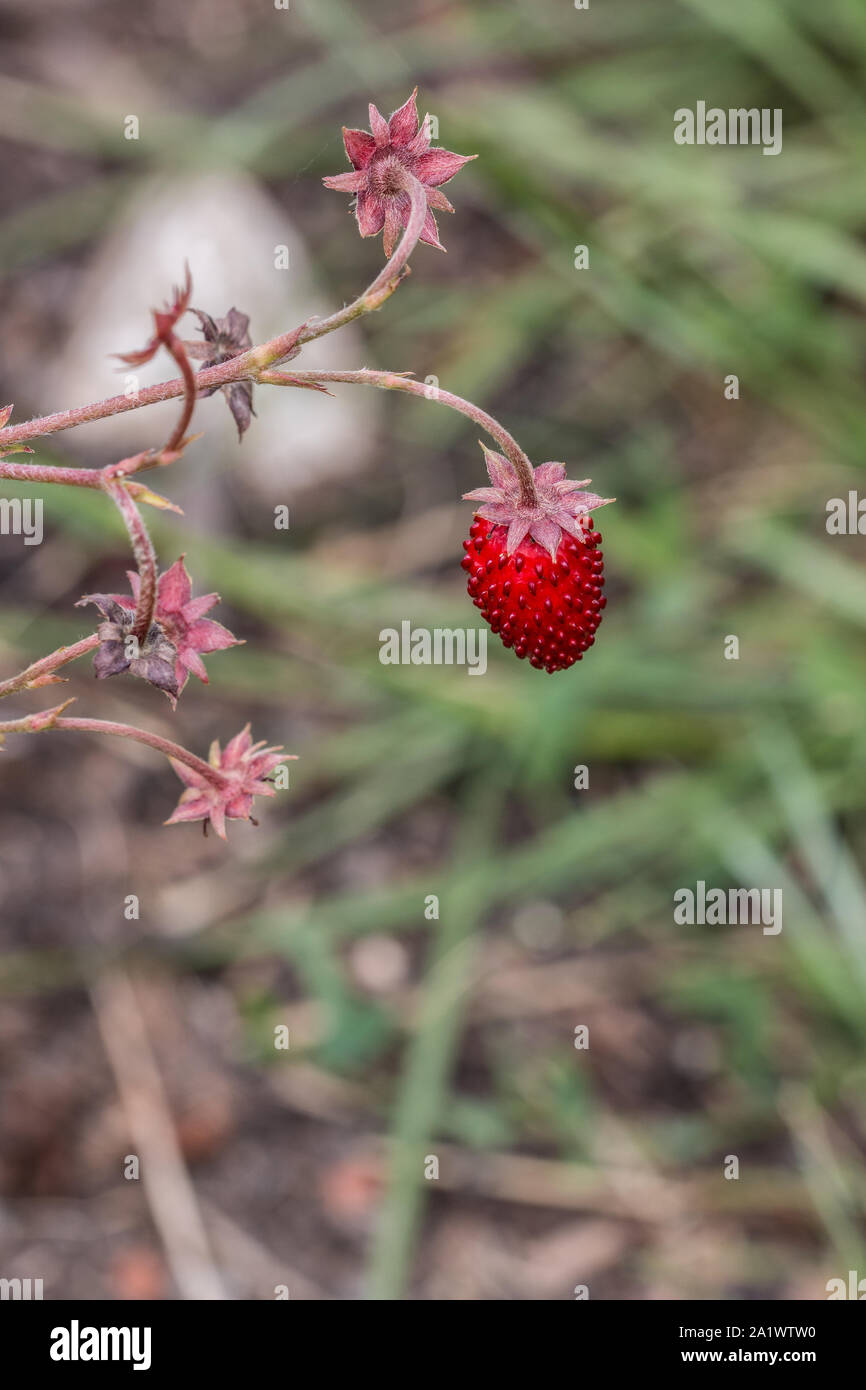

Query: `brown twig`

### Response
(261, 367, 539, 504)
(91, 969, 228, 1300)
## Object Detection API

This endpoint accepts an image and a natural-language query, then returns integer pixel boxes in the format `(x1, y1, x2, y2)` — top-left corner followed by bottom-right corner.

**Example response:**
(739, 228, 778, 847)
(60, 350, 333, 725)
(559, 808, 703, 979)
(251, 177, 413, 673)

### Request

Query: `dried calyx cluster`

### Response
(0, 89, 613, 840)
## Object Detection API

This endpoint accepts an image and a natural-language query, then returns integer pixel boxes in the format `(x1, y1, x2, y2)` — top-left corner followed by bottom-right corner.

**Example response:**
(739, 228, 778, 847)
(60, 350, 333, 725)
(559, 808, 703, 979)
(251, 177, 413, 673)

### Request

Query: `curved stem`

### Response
(0, 177, 432, 450)
(0, 712, 226, 787)
(101, 477, 158, 641)
(249, 172, 430, 368)
(159, 332, 197, 459)
(260, 367, 539, 506)
(0, 634, 99, 700)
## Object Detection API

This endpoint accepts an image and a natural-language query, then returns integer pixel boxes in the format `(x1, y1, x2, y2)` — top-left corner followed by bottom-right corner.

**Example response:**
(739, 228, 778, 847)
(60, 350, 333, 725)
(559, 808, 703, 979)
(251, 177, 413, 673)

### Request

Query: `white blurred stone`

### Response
(349, 934, 410, 994)
(39, 172, 379, 492)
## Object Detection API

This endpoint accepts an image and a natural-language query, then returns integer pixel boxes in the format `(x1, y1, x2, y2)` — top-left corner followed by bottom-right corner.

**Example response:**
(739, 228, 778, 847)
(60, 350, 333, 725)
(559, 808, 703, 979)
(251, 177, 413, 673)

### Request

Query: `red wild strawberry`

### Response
(462, 446, 614, 673)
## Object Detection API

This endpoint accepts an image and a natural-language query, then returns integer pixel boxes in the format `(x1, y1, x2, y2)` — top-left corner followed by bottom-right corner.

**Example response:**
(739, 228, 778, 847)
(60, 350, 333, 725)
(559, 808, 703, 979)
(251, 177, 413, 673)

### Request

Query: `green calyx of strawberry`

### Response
(463, 444, 614, 560)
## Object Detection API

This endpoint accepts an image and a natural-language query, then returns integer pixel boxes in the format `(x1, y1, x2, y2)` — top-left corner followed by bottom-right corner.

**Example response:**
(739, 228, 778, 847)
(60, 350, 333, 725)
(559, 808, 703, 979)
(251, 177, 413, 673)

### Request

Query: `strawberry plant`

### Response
(0, 90, 614, 839)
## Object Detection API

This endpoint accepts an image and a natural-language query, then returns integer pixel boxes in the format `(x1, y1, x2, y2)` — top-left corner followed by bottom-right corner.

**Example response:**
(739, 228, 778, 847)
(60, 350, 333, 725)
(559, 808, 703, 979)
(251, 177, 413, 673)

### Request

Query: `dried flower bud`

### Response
(323, 88, 476, 256)
(166, 724, 292, 840)
(77, 594, 180, 698)
(189, 307, 257, 440)
(77, 556, 240, 703)
(116, 266, 193, 368)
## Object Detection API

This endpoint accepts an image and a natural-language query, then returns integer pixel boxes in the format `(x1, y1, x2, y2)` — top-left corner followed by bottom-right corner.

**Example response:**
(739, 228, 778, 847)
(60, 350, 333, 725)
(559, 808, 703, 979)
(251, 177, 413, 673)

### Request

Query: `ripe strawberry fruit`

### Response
(462, 446, 613, 673)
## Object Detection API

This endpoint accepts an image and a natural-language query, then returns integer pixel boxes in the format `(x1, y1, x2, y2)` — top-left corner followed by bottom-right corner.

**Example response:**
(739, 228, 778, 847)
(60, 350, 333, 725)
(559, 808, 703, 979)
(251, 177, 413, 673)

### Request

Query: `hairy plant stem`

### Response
(261, 367, 539, 505)
(0, 457, 172, 505)
(0, 635, 99, 700)
(0, 176, 431, 452)
(160, 333, 197, 458)
(0, 713, 226, 787)
(101, 476, 158, 641)
(0, 459, 108, 488)
(251, 171, 430, 366)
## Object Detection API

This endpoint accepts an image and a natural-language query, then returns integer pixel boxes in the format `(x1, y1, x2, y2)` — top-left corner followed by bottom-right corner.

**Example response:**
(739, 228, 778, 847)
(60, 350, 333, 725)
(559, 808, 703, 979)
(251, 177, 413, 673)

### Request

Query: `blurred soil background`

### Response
(1, 0, 866, 1299)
